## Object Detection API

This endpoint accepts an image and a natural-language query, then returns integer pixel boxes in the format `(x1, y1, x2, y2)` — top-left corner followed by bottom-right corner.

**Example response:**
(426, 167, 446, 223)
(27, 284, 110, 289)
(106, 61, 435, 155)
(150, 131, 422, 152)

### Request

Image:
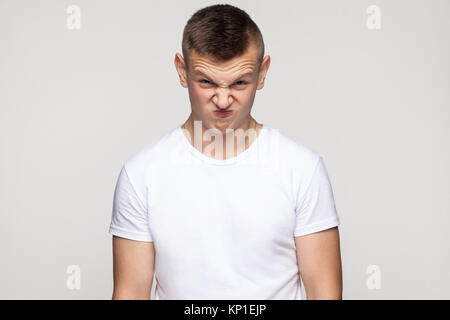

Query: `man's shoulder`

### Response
(265, 125, 321, 170)
(123, 125, 181, 174)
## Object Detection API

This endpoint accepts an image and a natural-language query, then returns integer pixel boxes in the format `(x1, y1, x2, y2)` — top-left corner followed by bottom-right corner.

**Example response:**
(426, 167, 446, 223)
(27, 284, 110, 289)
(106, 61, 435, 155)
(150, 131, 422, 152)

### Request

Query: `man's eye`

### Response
(199, 79, 246, 86)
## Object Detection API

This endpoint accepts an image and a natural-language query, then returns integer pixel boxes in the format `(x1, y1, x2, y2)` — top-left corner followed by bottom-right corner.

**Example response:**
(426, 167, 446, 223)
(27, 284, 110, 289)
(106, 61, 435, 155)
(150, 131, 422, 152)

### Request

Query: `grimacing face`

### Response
(174, 42, 271, 134)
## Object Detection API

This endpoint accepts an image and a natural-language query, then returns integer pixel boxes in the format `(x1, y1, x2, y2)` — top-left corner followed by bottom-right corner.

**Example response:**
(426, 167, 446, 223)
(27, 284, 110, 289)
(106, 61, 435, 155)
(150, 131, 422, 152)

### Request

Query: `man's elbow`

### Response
(306, 291, 342, 300)
(304, 282, 342, 300)
(112, 287, 151, 300)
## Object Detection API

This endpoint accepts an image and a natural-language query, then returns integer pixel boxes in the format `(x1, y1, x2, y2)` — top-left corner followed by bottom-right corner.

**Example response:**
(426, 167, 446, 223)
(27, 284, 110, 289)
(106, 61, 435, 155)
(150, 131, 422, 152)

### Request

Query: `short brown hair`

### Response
(182, 4, 265, 71)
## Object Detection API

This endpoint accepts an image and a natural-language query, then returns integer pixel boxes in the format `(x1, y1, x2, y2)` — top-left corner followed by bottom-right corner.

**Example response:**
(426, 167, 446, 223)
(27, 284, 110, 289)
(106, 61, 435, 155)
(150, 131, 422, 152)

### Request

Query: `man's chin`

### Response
(212, 121, 235, 133)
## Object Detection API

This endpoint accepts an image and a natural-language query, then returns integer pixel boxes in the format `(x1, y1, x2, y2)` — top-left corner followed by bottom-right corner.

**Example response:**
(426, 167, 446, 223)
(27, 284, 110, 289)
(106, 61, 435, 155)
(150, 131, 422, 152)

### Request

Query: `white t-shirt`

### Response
(109, 122, 341, 300)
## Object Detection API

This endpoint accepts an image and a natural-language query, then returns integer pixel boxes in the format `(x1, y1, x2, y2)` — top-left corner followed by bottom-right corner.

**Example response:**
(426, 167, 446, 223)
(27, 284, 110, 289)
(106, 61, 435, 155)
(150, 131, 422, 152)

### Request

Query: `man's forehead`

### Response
(189, 47, 259, 73)
(190, 56, 259, 80)
(191, 55, 257, 66)
(192, 68, 255, 78)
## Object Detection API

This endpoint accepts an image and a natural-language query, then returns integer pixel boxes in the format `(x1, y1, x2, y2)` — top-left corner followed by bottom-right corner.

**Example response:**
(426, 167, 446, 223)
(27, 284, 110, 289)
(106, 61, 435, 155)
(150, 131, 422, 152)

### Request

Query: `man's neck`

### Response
(181, 116, 261, 160)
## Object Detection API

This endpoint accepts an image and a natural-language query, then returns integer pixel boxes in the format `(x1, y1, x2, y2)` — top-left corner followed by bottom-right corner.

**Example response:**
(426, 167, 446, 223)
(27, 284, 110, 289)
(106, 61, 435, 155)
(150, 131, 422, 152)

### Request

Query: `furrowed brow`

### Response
(234, 71, 254, 79)
(193, 70, 209, 78)
(193, 70, 254, 82)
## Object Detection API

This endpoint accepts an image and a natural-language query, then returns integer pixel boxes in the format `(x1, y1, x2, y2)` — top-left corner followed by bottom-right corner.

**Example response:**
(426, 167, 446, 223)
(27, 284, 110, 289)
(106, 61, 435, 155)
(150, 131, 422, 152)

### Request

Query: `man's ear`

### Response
(256, 55, 271, 90)
(174, 53, 188, 88)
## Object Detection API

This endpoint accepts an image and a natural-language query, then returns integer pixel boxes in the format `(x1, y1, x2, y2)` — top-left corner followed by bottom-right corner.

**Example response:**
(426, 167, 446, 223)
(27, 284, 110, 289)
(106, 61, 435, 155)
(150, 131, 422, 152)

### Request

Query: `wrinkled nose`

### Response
(212, 88, 234, 109)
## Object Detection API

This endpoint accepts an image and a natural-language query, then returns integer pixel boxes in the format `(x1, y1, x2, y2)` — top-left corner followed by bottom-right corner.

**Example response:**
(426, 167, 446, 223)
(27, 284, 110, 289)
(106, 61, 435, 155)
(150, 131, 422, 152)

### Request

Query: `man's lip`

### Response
(214, 110, 233, 118)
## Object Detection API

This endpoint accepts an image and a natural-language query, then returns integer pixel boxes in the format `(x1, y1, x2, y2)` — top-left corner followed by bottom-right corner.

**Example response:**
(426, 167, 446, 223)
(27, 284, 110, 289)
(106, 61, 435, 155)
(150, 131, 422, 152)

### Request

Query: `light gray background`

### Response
(1, 0, 449, 299)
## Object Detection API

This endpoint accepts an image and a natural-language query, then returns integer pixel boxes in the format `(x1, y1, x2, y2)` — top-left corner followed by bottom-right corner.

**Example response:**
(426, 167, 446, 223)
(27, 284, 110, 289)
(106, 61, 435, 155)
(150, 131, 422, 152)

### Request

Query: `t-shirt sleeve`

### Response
(294, 156, 341, 237)
(108, 165, 153, 242)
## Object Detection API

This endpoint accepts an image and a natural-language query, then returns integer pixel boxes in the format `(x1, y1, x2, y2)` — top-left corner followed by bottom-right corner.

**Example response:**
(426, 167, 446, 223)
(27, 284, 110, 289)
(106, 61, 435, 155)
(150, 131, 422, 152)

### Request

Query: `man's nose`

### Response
(213, 87, 234, 109)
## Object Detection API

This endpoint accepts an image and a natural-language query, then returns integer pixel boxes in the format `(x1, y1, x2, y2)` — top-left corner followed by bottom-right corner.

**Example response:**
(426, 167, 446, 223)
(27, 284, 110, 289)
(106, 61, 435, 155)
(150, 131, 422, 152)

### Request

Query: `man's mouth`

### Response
(214, 110, 233, 118)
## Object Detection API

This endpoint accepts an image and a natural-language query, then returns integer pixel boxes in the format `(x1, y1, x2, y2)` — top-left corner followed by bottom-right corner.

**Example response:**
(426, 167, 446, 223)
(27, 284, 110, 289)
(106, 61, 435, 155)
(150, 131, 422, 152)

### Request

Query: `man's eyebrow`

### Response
(193, 70, 254, 81)
(193, 70, 210, 78)
(234, 71, 254, 79)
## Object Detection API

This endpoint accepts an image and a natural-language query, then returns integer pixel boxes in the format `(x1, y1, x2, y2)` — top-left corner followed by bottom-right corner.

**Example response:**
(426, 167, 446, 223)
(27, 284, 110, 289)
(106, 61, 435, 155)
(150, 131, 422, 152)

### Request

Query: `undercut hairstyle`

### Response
(181, 4, 265, 72)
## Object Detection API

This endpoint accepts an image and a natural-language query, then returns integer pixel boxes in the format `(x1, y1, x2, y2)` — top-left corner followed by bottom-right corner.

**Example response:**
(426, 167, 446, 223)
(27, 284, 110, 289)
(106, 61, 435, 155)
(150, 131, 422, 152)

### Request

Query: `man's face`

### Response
(175, 42, 270, 133)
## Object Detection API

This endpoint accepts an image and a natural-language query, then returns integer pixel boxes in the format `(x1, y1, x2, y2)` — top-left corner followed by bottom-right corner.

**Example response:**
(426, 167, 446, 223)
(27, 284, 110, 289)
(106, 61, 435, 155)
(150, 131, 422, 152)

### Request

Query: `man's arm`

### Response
(295, 226, 343, 299)
(112, 235, 155, 299)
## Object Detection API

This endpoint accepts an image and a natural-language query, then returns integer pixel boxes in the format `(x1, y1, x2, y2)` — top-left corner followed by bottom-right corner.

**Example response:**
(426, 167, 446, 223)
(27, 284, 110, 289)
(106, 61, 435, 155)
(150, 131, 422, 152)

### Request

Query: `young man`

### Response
(109, 4, 342, 300)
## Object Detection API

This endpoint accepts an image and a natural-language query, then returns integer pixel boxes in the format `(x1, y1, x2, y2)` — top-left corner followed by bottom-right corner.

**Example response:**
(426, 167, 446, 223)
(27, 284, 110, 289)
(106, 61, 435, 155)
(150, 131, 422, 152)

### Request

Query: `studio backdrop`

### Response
(0, 0, 449, 299)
